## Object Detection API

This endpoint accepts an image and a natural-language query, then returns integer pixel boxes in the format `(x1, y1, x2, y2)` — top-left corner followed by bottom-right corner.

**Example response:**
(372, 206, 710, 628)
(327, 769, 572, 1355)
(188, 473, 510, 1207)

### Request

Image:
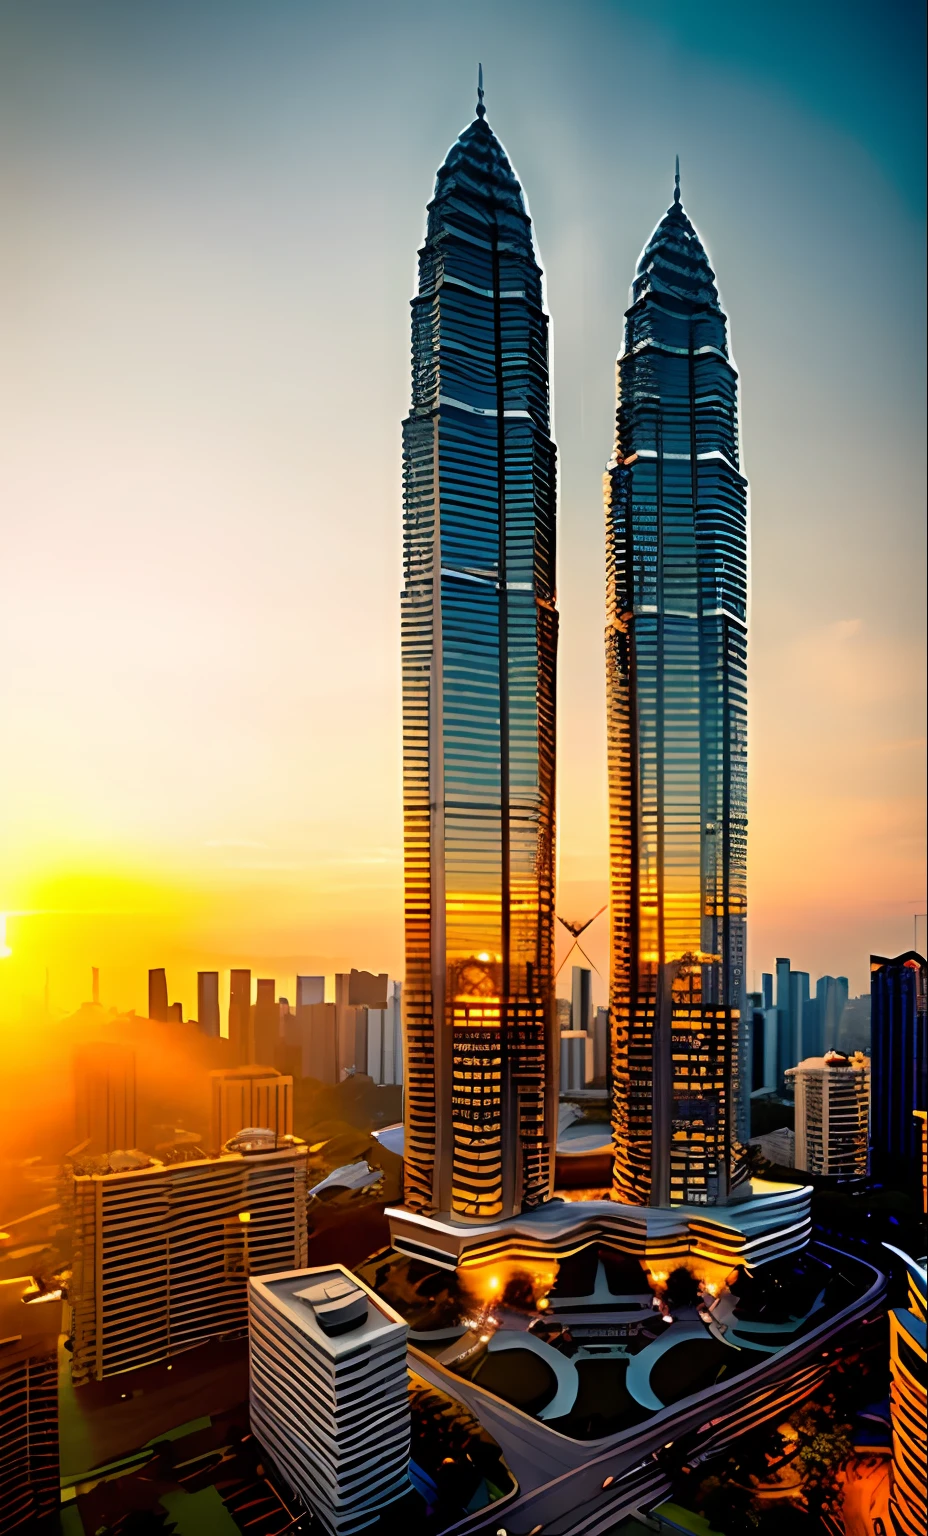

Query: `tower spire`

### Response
(674, 154, 681, 204)
(476, 62, 486, 119)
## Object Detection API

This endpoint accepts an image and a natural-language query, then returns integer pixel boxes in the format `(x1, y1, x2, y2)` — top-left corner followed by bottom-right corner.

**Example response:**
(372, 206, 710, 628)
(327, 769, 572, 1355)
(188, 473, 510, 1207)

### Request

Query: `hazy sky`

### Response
(1, 0, 925, 1019)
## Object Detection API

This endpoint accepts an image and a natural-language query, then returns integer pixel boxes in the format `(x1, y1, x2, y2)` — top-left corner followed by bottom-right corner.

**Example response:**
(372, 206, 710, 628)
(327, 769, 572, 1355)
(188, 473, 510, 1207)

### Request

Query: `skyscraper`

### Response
(401, 73, 558, 1222)
(229, 968, 252, 1063)
(197, 970, 221, 1038)
(605, 165, 748, 1207)
(870, 950, 927, 1188)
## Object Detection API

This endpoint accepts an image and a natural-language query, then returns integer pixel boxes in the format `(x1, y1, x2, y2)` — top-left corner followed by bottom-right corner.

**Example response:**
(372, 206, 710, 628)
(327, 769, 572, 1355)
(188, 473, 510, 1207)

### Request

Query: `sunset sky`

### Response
(1, 0, 925, 1023)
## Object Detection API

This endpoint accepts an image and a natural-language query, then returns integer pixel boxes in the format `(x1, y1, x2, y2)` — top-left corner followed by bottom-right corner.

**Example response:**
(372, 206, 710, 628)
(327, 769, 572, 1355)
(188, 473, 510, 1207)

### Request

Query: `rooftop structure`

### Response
(249, 1265, 410, 1534)
(69, 1139, 307, 1382)
(400, 74, 558, 1224)
(786, 1051, 870, 1178)
(604, 169, 749, 1206)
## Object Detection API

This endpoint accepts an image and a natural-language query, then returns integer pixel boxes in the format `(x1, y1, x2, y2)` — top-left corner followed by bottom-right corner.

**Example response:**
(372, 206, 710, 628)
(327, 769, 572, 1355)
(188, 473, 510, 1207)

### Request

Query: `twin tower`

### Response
(400, 84, 748, 1226)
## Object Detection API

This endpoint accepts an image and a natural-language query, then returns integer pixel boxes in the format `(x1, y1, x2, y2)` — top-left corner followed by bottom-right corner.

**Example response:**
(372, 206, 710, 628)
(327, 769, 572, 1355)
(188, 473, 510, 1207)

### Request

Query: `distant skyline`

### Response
(0, 0, 925, 1022)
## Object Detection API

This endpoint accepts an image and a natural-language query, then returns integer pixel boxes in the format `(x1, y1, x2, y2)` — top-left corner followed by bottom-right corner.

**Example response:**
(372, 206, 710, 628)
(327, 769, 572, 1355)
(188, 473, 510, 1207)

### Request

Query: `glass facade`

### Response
(605, 171, 748, 1207)
(870, 950, 927, 1188)
(401, 84, 558, 1223)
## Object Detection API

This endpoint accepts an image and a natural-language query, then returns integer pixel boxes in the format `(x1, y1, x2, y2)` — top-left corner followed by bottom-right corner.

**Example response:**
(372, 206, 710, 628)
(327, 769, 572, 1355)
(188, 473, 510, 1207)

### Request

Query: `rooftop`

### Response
(250, 1265, 406, 1359)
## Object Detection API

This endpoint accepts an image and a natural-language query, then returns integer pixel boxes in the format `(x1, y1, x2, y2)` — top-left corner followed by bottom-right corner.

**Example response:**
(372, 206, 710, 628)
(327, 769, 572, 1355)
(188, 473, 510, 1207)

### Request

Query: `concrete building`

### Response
(73, 1041, 137, 1154)
(249, 1265, 410, 1535)
(0, 1279, 62, 1532)
(210, 1065, 293, 1152)
(786, 1052, 870, 1177)
(197, 971, 221, 1038)
(70, 1136, 308, 1383)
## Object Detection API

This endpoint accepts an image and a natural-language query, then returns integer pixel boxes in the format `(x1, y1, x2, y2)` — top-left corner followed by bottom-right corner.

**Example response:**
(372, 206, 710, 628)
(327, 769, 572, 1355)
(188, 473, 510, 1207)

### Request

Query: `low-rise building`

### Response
(70, 1134, 307, 1382)
(249, 1264, 409, 1534)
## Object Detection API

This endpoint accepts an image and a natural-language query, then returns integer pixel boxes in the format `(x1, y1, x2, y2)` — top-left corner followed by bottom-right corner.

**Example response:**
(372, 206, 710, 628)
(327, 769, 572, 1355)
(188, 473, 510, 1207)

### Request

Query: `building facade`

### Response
(870, 950, 927, 1187)
(604, 167, 748, 1206)
(885, 1244, 926, 1536)
(249, 1266, 410, 1535)
(70, 1138, 307, 1382)
(0, 1279, 62, 1532)
(401, 78, 558, 1222)
(786, 1052, 870, 1177)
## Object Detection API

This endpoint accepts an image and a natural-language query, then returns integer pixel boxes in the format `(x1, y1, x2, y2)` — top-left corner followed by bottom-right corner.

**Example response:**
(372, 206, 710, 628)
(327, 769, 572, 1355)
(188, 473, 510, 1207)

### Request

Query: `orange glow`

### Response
(645, 1257, 737, 1296)
(458, 1260, 558, 1311)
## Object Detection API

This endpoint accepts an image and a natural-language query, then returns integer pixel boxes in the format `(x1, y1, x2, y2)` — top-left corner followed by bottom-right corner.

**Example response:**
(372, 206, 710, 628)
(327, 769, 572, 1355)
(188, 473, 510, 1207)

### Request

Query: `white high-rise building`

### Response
(786, 1051, 870, 1177)
(249, 1265, 410, 1534)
